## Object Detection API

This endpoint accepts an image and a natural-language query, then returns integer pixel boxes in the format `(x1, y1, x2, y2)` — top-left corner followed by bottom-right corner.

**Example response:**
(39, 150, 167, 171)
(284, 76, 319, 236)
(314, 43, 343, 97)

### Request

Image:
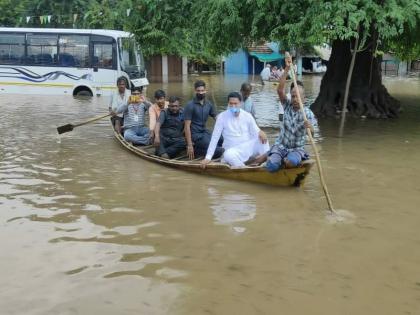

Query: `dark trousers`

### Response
(158, 137, 186, 158)
(192, 131, 223, 158)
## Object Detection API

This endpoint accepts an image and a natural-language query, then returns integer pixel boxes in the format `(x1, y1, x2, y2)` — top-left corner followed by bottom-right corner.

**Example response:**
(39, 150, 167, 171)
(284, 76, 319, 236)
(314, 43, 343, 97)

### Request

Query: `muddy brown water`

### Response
(1, 75, 420, 314)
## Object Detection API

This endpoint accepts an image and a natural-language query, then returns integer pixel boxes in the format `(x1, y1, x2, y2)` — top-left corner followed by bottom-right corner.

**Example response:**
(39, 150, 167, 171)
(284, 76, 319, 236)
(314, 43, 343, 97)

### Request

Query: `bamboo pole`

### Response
(286, 52, 336, 213)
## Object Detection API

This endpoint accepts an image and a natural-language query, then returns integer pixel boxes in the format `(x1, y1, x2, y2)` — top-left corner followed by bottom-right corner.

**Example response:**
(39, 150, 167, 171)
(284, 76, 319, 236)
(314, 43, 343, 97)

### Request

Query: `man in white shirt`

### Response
(201, 92, 269, 168)
(109, 76, 131, 133)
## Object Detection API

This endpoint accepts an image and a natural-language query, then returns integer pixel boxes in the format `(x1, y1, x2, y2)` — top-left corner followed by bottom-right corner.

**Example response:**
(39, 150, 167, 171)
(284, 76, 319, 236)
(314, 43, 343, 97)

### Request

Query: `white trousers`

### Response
(222, 138, 270, 167)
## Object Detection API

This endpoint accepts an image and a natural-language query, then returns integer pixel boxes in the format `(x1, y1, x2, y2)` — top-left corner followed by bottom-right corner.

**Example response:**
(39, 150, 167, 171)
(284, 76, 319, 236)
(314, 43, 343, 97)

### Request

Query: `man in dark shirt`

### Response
(154, 96, 186, 159)
(184, 80, 223, 159)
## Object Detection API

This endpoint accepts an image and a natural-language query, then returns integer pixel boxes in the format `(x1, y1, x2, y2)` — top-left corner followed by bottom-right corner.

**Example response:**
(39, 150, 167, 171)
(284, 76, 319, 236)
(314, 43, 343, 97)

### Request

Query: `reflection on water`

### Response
(207, 187, 256, 227)
(1, 75, 420, 314)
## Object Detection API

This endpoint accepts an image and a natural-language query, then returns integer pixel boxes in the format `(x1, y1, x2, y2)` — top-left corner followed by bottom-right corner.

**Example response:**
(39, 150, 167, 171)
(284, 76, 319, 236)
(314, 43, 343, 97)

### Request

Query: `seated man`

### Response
(201, 92, 269, 168)
(149, 89, 168, 143)
(265, 55, 317, 172)
(184, 80, 223, 159)
(114, 87, 150, 145)
(154, 96, 186, 159)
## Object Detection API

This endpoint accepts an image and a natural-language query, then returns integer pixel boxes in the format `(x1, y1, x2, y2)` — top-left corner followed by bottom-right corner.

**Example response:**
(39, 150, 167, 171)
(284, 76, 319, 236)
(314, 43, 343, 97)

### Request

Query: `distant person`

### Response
(201, 92, 268, 168)
(240, 83, 256, 119)
(277, 66, 285, 78)
(260, 64, 271, 81)
(149, 89, 168, 143)
(263, 55, 317, 172)
(154, 96, 186, 159)
(184, 80, 223, 159)
(109, 77, 130, 133)
(288, 59, 298, 78)
(113, 87, 150, 145)
(270, 66, 279, 80)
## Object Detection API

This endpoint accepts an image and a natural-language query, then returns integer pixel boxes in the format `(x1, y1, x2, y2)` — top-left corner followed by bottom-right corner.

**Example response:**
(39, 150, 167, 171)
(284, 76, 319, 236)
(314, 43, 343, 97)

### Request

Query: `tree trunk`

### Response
(312, 39, 401, 118)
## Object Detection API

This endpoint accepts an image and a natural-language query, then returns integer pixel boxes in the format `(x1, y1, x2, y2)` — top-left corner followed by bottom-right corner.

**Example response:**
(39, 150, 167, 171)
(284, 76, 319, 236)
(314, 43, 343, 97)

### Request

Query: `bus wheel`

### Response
(73, 86, 93, 97)
(75, 89, 93, 97)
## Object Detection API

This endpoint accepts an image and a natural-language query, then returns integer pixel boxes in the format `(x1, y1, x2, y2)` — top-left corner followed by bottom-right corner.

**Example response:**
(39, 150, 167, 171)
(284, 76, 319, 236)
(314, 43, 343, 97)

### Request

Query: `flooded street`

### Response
(1, 75, 420, 314)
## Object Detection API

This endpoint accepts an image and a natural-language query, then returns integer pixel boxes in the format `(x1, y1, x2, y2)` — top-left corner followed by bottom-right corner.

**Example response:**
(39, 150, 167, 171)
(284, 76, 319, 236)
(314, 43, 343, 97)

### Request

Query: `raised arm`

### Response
(277, 55, 292, 104)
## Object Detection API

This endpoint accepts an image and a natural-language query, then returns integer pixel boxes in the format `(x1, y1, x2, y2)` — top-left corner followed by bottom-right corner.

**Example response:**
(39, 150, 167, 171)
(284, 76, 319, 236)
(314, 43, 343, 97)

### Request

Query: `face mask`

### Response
(229, 106, 240, 114)
(196, 93, 205, 101)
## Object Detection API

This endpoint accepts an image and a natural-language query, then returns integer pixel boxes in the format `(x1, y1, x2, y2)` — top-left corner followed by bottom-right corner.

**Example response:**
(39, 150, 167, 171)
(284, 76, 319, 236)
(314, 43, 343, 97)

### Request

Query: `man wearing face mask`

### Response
(184, 80, 223, 160)
(200, 92, 269, 168)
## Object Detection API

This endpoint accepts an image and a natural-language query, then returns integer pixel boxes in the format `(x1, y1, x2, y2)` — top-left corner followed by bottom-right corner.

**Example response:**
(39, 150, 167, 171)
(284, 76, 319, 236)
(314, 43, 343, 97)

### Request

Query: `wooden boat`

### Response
(113, 126, 314, 187)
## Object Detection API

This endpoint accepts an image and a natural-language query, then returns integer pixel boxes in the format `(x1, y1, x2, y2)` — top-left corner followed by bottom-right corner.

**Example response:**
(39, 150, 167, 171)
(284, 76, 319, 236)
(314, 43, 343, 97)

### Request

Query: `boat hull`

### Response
(113, 129, 313, 187)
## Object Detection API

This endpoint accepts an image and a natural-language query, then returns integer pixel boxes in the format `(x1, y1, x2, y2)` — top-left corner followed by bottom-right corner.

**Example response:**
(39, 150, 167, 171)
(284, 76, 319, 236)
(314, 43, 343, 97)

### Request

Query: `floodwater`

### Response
(1, 74, 420, 315)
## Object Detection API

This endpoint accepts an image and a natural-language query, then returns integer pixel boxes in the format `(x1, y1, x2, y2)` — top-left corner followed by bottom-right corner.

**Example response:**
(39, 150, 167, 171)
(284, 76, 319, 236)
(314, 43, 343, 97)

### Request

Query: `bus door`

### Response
(90, 35, 117, 94)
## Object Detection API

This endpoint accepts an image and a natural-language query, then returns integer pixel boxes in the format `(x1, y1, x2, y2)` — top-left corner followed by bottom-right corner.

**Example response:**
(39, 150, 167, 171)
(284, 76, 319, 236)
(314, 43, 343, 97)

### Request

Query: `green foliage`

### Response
(126, 0, 194, 57)
(0, 0, 26, 26)
(199, 0, 420, 59)
(386, 22, 420, 60)
(1, 0, 418, 61)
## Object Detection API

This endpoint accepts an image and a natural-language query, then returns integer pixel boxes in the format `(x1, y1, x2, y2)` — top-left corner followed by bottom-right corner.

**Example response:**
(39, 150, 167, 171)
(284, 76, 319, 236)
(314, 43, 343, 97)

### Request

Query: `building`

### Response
(224, 43, 284, 75)
(145, 55, 188, 82)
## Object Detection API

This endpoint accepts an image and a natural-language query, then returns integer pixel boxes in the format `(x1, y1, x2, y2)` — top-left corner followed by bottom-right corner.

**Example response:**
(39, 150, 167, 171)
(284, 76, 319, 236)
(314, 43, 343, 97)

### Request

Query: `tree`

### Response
(125, 0, 194, 58)
(125, 0, 222, 67)
(199, 0, 420, 118)
(0, 0, 26, 26)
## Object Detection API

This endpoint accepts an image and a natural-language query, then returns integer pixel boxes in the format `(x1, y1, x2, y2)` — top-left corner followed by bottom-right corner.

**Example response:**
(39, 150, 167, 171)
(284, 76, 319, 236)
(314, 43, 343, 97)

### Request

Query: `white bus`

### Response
(0, 27, 148, 96)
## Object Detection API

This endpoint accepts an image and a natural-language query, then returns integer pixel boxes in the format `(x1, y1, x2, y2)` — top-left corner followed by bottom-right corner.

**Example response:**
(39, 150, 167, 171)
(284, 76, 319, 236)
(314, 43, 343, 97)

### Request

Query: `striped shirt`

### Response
(275, 99, 317, 150)
(116, 102, 150, 129)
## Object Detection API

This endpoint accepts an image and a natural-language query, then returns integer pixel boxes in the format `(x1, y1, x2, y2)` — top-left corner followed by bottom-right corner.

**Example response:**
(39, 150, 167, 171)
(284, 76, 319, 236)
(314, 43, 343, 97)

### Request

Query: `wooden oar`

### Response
(286, 52, 336, 214)
(57, 113, 111, 134)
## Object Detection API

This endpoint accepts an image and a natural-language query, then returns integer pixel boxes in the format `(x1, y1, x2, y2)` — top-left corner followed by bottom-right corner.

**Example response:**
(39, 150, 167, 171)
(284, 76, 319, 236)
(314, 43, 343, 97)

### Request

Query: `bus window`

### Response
(58, 35, 89, 67)
(27, 34, 58, 66)
(93, 43, 114, 69)
(0, 33, 25, 65)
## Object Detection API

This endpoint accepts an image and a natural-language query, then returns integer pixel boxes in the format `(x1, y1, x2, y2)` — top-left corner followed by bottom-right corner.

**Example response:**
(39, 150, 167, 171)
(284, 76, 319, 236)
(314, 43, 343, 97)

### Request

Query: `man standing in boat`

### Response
(153, 96, 186, 159)
(184, 80, 223, 159)
(200, 92, 269, 168)
(264, 55, 317, 171)
(109, 76, 131, 133)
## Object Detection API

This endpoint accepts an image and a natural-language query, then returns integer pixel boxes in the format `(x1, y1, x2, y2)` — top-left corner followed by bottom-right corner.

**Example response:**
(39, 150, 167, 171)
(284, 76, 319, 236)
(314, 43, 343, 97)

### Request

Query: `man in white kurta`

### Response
(201, 92, 269, 168)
